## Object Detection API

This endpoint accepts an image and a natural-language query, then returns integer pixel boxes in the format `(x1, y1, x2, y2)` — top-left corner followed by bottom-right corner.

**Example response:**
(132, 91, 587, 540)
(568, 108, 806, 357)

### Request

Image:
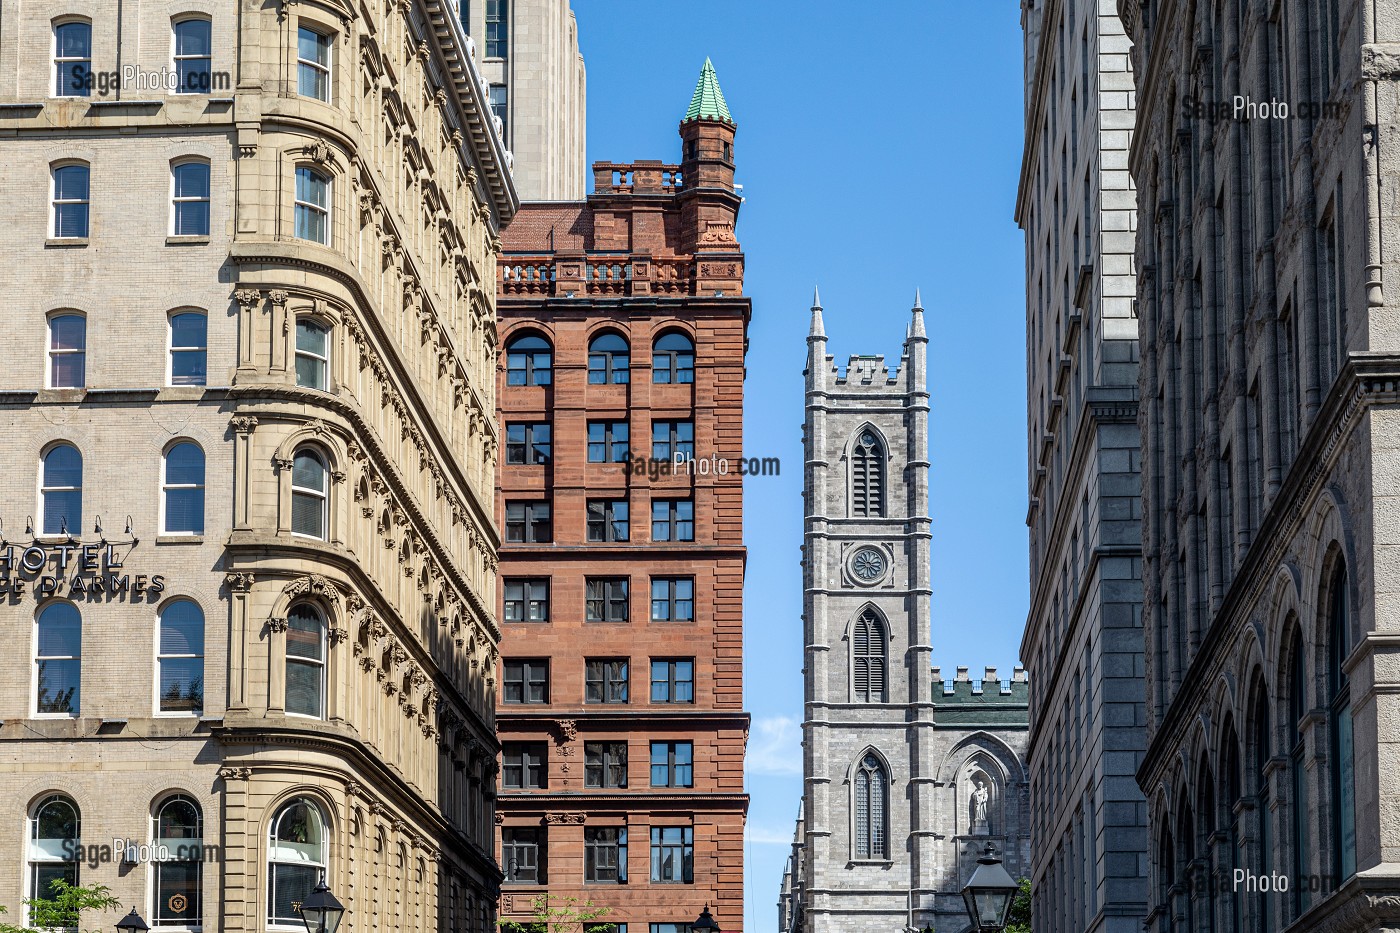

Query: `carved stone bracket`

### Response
(224, 572, 255, 592)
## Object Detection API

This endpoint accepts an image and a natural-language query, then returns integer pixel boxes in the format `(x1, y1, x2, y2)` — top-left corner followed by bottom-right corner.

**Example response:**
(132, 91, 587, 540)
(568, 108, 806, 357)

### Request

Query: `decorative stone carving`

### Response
(303, 140, 332, 165)
(229, 415, 259, 435)
(218, 766, 252, 780)
(224, 572, 255, 592)
(545, 813, 585, 824)
(282, 574, 343, 607)
(234, 288, 262, 310)
(266, 618, 289, 633)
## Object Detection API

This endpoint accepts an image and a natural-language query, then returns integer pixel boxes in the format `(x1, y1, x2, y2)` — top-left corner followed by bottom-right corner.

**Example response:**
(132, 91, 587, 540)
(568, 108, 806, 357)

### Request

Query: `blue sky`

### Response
(570, 1, 1028, 927)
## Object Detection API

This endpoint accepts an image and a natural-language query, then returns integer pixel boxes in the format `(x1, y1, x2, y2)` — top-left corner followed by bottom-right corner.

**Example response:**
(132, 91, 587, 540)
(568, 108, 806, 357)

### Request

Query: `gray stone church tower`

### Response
(778, 293, 1032, 933)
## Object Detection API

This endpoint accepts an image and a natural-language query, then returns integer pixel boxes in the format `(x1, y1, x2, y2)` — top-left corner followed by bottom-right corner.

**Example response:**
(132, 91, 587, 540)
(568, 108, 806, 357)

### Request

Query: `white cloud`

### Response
(747, 715, 802, 776)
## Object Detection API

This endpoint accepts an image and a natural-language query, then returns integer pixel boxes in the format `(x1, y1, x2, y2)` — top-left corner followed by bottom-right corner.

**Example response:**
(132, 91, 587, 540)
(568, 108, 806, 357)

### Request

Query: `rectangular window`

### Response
(584, 742, 628, 788)
(587, 499, 630, 542)
(585, 659, 629, 704)
(584, 828, 627, 883)
(172, 18, 212, 94)
(158, 602, 205, 713)
(294, 167, 331, 244)
(489, 83, 508, 142)
(52, 164, 90, 239)
(48, 314, 86, 388)
(651, 421, 695, 461)
(650, 660, 694, 704)
(585, 578, 629, 623)
(171, 161, 211, 236)
(651, 499, 694, 542)
(54, 21, 91, 97)
(297, 26, 332, 100)
(486, 0, 508, 58)
(36, 605, 81, 716)
(294, 318, 330, 390)
(169, 312, 208, 386)
(502, 827, 542, 884)
(649, 826, 694, 883)
(503, 578, 549, 623)
(587, 421, 630, 463)
(650, 578, 694, 622)
(505, 423, 551, 465)
(502, 659, 548, 704)
(649, 741, 693, 788)
(501, 742, 546, 789)
(505, 501, 551, 543)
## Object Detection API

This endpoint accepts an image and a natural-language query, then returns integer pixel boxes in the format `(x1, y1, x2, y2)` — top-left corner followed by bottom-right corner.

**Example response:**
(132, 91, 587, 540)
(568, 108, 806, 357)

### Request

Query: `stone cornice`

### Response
(1139, 356, 1400, 787)
(227, 387, 500, 644)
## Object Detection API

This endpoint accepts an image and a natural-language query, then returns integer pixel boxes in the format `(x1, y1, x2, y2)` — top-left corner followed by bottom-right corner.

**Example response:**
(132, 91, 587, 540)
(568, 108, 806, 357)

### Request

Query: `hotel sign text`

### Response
(0, 543, 165, 599)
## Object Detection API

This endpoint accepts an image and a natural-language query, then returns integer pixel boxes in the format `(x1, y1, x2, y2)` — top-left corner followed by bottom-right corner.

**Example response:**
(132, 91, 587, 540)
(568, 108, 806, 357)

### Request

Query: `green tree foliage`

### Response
(0, 879, 121, 932)
(497, 894, 615, 933)
(1004, 877, 1033, 933)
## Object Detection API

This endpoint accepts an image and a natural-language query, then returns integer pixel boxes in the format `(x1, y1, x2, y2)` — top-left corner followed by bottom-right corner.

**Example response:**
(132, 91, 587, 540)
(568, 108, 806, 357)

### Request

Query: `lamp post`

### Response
(298, 879, 346, 933)
(960, 843, 1018, 932)
(115, 907, 150, 933)
(691, 904, 721, 932)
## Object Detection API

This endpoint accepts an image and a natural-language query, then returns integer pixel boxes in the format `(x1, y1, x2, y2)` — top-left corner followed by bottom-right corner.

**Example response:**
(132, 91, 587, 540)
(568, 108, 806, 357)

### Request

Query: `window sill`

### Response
(847, 859, 895, 867)
(156, 535, 204, 545)
(45, 238, 88, 248)
(166, 235, 210, 246)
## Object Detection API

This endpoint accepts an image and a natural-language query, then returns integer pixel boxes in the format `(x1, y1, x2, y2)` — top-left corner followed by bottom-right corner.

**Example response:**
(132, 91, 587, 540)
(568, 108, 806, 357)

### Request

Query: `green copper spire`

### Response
(684, 57, 733, 124)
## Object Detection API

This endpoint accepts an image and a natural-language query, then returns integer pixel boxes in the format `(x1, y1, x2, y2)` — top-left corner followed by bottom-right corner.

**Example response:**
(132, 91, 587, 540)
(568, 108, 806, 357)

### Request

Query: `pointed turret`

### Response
(809, 286, 825, 338)
(678, 57, 741, 271)
(684, 57, 734, 124)
(911, 287, 926, 338)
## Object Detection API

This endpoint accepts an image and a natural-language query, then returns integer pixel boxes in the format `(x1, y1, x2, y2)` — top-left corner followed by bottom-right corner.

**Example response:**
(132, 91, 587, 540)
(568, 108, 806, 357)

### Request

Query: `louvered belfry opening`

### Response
(852, 431, 885, 517)
(853, 609, 887, 703)
(854, 753, 889, 859)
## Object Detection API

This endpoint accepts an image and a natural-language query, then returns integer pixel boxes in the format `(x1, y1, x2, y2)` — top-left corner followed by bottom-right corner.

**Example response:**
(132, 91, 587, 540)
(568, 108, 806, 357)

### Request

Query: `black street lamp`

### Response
(691, 904, 721, 933)
(298, 879, 346, 933)
(115, 908, 150, 933)
(960, 843, 1018, 932)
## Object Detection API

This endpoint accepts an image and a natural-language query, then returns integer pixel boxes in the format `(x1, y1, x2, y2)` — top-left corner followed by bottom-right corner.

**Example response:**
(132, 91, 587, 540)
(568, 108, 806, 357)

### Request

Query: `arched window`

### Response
(163, 442, 205, 534)
(154, 795, 203, 926)
(1287, 632, 1309, 918)
(852, 610, 887, 703)
(172, 17, 212, 93)
(588, 333, 630, 384)
(295, 318, 330, 390)
(853, 753, 888, 860)
(169, 311, 208, 385)
(41, 444, 82, 535)
(268, 798, 326, 926)
(48, 313, 86, 388)
(51, 163, 90, 238)
(286, 605, 326, 718)
(1328, 559, 1356, 880)
(294, 167, 331, 243)
(171, 160, 211, 235)
(29, 795, 79, 909)
(506, 333, 552, 386)
(158, 600, 205, 714)
(851, 431, 885, 517)
(652, 332, 694, 384)
(1220, 719, 1242, 933)
(35, 603, 80, 716)
(53, 21, 91, 97)
(290, 449, 328, 539)
(1250, 679, 1273, 931)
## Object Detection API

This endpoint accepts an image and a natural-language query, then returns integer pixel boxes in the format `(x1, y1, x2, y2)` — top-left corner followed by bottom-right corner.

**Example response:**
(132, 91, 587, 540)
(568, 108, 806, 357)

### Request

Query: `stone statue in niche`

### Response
(971, 779, 990, 835)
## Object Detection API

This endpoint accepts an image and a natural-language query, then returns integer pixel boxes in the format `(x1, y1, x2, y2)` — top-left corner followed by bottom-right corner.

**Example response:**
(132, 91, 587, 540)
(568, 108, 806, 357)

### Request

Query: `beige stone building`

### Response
(0, 1, 514, 931)
(459, 0, 585, 200)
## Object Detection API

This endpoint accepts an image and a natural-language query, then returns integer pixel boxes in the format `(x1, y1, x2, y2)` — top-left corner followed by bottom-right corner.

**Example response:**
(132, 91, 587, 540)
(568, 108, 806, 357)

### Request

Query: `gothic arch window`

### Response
(1327, 557, 1356, 880)
(853, 753, 888, 860)
(851, 430, 885, 517)
(852, 609, 887, 703)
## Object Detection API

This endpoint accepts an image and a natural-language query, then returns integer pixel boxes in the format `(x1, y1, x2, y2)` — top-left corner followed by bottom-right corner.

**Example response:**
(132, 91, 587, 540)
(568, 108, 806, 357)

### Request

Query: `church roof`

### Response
(684, 57, 733, 124)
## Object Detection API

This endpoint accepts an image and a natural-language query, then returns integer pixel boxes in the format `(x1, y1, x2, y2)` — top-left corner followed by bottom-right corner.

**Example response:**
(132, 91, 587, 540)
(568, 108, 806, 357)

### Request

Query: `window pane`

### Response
(166, 442, 205, 486)
(291, 493, 324, 537)
(165, 489, 204, 534)
(174, 19, 212, 56)
(173, 163, 210, 199)
(270, 863, 318, 925)
(296, 319, 328, 355)
(174, 201, 210, 237)
(37, 604, 81, 656)
(161, 602, 205, 654)
(292, 452, 326, 492)
(171, 349, 207, 385)
(159, 657, 204, 712)
(295, 354, 326, 389)
(37, 659, 79, 714)
(285, 661, 322, 716)
(53, 167, 89, 203)
(55, 22, 91, 58)
(154, 859, 201, 924)
(43, 445, 82, 487)
(171, 312, 207, 349)
(287, 608, 324, 660)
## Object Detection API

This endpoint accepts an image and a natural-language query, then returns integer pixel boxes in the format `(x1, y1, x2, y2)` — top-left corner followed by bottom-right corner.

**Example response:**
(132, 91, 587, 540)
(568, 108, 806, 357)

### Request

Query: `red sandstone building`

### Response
(493, 61, 749, 932)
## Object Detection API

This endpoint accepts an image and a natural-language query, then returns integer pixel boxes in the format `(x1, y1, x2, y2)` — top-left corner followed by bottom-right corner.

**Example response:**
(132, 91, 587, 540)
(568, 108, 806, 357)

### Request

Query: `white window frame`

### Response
(284, 605, 327, 719)
(52, 19, 91, 98)
(150, 795, 204, 927)
(170, 159, 211, 237)
(267, 799, 327, 927)
(171, 16, 212, 95)
(46, 312, 86, 389)
(33, 602, 81, 718)
(155, 599, 205, 717)
(161, 441, 206, 535)
(293, 167, 331, 244)
(167, 309, 208, 386)
(294, 317, 330, 390)
(28, 794, 80, 913)
(289, 448, 329, 540)
(50, 163, 90, 240)
(39, 443, 82, 536)
(295, 25, 332, 101)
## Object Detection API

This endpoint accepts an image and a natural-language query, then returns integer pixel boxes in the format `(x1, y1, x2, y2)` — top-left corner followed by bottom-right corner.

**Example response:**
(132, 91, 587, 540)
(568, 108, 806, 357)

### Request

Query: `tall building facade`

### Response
(1123, 0, 1400, 930)
(780, 298, 1031, 933)
(1015, 1, 1148, 932)
(0, 2, 513, 931)
(493, 62, 749, 932)
(461, 0, 586, 200)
